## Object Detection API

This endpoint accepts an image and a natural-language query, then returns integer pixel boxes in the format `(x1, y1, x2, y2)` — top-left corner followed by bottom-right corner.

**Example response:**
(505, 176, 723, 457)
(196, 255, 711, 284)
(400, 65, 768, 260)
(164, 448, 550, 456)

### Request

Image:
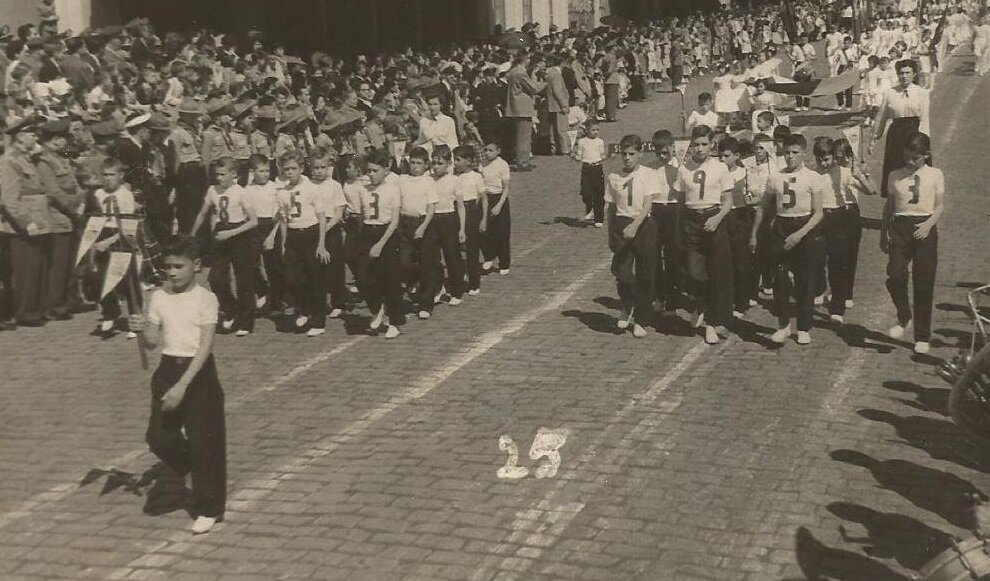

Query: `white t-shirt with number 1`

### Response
(674, 157, 734, 209)
(606, 165, 660, 219)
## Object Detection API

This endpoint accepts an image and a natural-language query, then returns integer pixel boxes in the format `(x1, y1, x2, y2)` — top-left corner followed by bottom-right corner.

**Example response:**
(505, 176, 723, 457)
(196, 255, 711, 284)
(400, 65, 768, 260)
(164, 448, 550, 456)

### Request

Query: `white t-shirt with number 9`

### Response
(674, 157, 734, 209)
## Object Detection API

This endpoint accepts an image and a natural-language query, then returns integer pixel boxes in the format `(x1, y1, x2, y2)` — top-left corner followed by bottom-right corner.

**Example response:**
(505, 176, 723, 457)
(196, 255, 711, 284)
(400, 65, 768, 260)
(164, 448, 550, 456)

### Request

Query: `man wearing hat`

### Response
(0, 117, 54, 327)
(118, 111, 154, 211)
(144, 113, 174, 241)
(170, 100, 207, 237)
(201, 99, 235, 178)
(36, 118, 85, 320)
(251, 105, 277, 173)
(229, 100, 256, 186)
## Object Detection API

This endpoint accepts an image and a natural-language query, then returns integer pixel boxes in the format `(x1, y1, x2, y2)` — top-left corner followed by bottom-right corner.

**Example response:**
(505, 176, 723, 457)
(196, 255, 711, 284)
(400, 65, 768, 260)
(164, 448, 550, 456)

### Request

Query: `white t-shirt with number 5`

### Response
(605, 165, 661, 219)
(765, 167, 824, 218)
(277, 176, 323, 230)
(674, 157, 734, 209)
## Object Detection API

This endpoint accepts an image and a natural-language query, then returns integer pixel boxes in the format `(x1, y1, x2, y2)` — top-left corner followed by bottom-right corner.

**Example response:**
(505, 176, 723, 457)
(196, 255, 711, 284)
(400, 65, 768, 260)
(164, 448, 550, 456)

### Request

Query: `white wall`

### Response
(495, 0, 571, 33)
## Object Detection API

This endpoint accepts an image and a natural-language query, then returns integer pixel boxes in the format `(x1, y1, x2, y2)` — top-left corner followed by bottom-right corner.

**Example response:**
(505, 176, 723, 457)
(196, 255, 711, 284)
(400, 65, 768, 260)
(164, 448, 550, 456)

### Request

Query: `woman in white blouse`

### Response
(867, 59, 931, 198)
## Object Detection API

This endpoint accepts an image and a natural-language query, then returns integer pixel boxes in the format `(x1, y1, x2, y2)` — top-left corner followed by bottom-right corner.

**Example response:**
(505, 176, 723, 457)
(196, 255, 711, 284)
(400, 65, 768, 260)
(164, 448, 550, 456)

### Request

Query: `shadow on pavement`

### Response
(831, 322, 898, 353)
(826, 501, 952, 571)
(881, 380, 949, 416)
(794, 526, 909, 581)
(561, 309, 624, 334)
(830, 449, 986, 529)
(79, 462, 192, 517)
(857, 409, 989, 473)
(543, 216, 591, 228)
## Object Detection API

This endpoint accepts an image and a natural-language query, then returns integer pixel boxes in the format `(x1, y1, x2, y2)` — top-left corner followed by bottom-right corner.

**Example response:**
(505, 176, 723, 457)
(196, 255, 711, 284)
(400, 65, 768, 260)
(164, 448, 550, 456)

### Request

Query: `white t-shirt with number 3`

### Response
(888, 165, 943, 217)
(606, 165, 661, 219)
(674, 157, 734, 209)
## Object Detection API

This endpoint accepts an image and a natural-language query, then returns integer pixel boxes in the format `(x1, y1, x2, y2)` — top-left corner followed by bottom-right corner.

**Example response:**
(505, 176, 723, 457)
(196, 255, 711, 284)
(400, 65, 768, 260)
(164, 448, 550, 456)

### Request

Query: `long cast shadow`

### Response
(830, 449, 986, 529)
(827, 501, 953, 571)
(881, 380, 949, 416)
(562, 309, 625, 334)
(857, 409, 990, 473)
(795, 526, 909, 581)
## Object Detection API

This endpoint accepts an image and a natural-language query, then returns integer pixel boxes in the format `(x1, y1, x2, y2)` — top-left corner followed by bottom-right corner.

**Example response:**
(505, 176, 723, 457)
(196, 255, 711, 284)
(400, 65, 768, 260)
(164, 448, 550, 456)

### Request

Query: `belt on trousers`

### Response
(687, 206, 719, 215)
(582, 161, 602, 167)
(893, 214, 931, 221)
(778, 214, 811, 220)
(822, 208, 843, 214)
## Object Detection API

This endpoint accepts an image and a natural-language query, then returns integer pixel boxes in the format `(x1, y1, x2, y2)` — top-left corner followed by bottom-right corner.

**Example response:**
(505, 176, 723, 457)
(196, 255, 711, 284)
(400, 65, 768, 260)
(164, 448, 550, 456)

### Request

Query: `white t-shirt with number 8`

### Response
(606, 165, 661, 219)
(674, 157, 734, 209)
(205, 184, 251, 230)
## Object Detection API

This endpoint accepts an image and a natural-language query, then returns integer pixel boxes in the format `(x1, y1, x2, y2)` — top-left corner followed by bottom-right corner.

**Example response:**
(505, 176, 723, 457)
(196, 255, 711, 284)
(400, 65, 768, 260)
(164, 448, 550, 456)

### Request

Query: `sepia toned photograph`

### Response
(1, 0, 989, 579)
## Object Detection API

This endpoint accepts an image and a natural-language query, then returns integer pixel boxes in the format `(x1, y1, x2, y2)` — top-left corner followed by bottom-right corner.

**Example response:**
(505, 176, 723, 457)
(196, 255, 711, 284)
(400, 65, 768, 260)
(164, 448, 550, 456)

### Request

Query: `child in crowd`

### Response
(397, 147, 438, 318)
(249, 154, 285, 314)
(453, 144, 487, 295)
(356, 149, 403, 338)
(430, 145, 466, 306)
(572, 120, 607, 227)
(686, 92, 720, 133)
(89, 158, 139, 338)
(480, 141, 511, 275)
(308, 148, 347, 319)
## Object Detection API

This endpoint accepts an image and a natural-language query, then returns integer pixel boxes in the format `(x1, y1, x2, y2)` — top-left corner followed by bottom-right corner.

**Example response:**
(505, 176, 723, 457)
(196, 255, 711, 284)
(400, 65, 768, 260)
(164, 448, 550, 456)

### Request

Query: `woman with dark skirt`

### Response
(868, 59, 931, 199)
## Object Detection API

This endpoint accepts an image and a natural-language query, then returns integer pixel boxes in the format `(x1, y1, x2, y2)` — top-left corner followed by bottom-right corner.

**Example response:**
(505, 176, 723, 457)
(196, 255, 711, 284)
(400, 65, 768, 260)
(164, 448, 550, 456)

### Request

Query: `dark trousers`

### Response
(771, 216, 823, 332)
(356, 223, 403, 324)
(604, 83, 619, 120)
(145, 183, 173, 242)
(512, 118, 533, 166)
(398, 215, 426, 291)
(432, 212, 464, 299)
(482, 194, 511, 270)
(146, 355, 226, 519)
(757, 205, 776, 290)
(581, 163, 605, 223)
(284, 226, 327, 327)
(417, 221, 441, 313)
(175, 163, 208, 238)
(9, 234, 52, 324)
(682, 208, 732, 327)
(343, 215, 363, 285)
(726, 207, 757, 311)
(209, 226, 255, 332)
(323, 225, 346, 310)
(0, 235, 13, 321)
(46, 232, 73, 317)
(650, 203, 681, 310)
(821, 209, 853, 316)
(844, 204, 862, 301)
(886, 215, 938, 341)
(253, 217, 285, 309)
(609, 215, 658, 322)
(464, 199, 483, 291)
(670, 65, 684, 88)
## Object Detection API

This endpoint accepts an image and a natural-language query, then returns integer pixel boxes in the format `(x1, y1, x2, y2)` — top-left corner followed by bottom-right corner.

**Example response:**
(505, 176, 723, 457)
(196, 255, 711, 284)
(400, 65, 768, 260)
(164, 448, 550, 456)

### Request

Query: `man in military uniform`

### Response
(36, 118, 86, 320)
(251, 104, 277, 175)
(170, 99, 207, 236)
(200, 98, 234, 179)
(0, 117, 55, 327)
(144, 114, 174, 241)
(229, 100, 256, 186)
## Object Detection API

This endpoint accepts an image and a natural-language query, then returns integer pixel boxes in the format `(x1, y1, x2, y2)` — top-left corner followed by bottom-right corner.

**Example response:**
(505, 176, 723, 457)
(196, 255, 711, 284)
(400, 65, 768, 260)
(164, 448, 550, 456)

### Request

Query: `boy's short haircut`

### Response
(366, 148, 392, 169)
(754, 133, 772, 144)
(698, 92, 713, 105)
(213, 156, 237, 172)
(868, 55, 880, 67)
(432, 144, 452, 161)
(651, 129, 674, 147)
(812, 136, 834, 158)
(279, 150, 305, 168)
(831, 138, 854, 160)
(738, 139, 755, 158)
(423, 89, 443, 103)
(162, 235, 202, 261)
(783, 134, 807, 150)
(584, 119, 599, 129)
(689, 124, 714, 141)
(902, 131, 931, 157)
(756, 111, 776, 125)
(452, 145, 475, 160)
(408, 146, 430, 163)
(249, 153, 270, 169)
(309, 146, 333, 163)
(772, 125, 792, 141)
(718, 136, 740, 154)
(619, 134, 642, 150)
(484, 140, 501, 149)
(102, 157, 125, 173)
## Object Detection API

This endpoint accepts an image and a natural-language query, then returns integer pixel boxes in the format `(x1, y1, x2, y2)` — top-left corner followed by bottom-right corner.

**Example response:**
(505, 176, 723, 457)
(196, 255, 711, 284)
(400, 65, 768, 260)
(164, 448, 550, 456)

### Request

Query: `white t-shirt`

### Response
(311, 178, 347, 219)
(94, 186, 137, 215)
(343, 177, 370, 216)
(606, 165, 661, 219)
(888, 165, 943, 216)
(651, 164, 679, 205)
(147, 285, 219, 358)
(434, 174, 460, 214)
(574, 137, 607, 164)
(766, 167, 824, 217)
(246, 181, 280, 219)
(362, 180, 401, 226)
(205, 184, 251, 229)
(399, 174, 439, 217)
(455, 171, 485, 202)
(277, 176, 324, 230)
(481, 157, 511, 194)
(674, 157, 734, 209)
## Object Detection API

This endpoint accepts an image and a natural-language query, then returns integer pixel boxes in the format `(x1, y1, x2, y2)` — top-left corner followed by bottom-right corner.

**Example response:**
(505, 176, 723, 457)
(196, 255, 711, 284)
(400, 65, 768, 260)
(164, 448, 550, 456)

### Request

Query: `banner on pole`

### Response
(100, 252, 134, 300)
(841, 125, 863, 160)
(75, 217, 109, 266)
(674, 140, 690, 163)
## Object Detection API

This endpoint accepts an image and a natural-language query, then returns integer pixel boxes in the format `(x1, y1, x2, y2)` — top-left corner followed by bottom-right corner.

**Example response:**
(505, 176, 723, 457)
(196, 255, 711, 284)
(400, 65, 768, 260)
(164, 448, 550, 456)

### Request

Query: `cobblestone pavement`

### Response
(1, 49, 989, 580)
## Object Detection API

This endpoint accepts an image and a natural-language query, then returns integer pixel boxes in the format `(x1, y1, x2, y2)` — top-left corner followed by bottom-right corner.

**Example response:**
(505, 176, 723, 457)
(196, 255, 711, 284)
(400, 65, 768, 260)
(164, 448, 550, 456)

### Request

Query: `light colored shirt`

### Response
(418, 113, 459, 152)
(878, 84, 931, 135)
(888, 164, 943, 216)
(766, 167, 823, 217)
(94, 186, 137, 215)
(606, 165, 660, 219)
(399, 174, 439, 217)
(574, 137, 607, 164)
(481, 157, 511, 194)
(455, 171, 485, 202)
(674, 157, 734, 209)
(434, 174, 460, 214)
(147, 285, 219, 357)
(246, 182, 280, 219)
(362, 180, 401, 225)
(205, 184, 251, 228)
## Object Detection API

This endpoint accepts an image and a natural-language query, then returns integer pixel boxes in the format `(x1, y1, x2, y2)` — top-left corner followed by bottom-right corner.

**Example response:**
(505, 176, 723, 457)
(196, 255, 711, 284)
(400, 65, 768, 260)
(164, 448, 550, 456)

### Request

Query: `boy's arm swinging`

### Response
(370, 195, 400, 258)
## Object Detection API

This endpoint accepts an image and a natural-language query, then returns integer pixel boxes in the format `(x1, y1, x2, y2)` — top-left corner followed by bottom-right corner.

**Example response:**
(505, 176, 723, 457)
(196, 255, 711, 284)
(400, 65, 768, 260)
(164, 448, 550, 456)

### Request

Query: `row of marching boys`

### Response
(173, 141, 512, 339)
(575, 119, 891, 346)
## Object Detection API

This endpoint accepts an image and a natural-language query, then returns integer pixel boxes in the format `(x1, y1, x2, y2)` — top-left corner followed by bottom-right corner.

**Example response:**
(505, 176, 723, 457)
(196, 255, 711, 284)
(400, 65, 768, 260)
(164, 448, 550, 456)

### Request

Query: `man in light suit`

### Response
(544, 55, 570, 155)
(504, 53, 545, 171)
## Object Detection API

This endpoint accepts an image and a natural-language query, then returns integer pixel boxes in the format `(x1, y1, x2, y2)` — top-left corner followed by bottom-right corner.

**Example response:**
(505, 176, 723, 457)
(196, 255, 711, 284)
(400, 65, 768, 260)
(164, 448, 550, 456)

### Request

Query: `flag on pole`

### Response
(841, 125, 863, 160)
(100, 252, 135, 300)
(764, 70, 861, 97)
(75, 217, 109, 266)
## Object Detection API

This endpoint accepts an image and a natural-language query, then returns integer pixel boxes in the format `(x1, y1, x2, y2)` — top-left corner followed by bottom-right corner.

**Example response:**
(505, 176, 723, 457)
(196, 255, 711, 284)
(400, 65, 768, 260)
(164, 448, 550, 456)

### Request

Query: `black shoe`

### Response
(16, 318, 46, 328)
(0, 320, 16, 331)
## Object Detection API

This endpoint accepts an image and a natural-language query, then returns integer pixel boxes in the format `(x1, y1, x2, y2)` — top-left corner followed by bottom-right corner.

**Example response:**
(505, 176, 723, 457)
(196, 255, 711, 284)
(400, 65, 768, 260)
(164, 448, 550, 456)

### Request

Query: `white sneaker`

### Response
(845, 299, 854, 308)
(499, 269, 510, 275)
(761, 287, 774, 298)
(191, 516, 217, 535)
(704, 325, 719, 344)
(99, 319, 115, 333)
(771, 326, 792, 344)
(632, 324, 648, 338)
(583, 210, 595, 221)
(914, 341, 931, 355)
(617, 312, 632, 330)
(222, 319, 235, 331)
(748, 299, 758, 307)
(418, 310, 431, 320)
(348, 285, 359, 294)
(235, 329, 251, 337)
(693, 311, 705, 329)
(255, 295, 267, 310)
(888, 322, 908, 339)
(594, 222, 604, 229)
(125, 331, 138, 340)
(829, 314, 844, 324)
(384, 325, 401, 339)
(482, 261, 494, 271)
(306, 327, 325, 337)
(468, 289, 480, 296)
(295, 315, 309, 329)
(328, 308, 343, 319)
(449, 296, 462, 306)
(370, 306, 384, 330)
(796, 331, 811, 345)
(733, 310, 744, 319)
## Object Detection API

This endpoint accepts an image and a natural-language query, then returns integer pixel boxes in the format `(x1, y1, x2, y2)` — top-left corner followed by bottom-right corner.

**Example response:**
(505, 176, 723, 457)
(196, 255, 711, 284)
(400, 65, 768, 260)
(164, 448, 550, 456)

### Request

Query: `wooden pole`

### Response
(112, 210, 149, 370)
